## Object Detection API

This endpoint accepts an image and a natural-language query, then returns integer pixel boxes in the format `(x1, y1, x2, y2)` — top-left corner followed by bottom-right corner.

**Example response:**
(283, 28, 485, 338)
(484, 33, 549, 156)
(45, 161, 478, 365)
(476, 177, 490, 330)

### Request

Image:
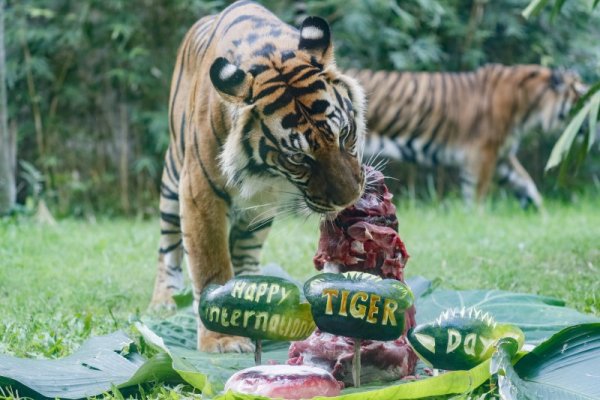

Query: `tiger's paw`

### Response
(148, 288, 177, 311)
(199, 328, 255, 353)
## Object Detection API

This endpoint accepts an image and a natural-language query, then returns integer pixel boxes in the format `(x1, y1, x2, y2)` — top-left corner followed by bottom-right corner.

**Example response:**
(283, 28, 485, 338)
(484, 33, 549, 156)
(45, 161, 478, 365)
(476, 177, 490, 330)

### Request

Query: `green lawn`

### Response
(0, 197, 599, 398)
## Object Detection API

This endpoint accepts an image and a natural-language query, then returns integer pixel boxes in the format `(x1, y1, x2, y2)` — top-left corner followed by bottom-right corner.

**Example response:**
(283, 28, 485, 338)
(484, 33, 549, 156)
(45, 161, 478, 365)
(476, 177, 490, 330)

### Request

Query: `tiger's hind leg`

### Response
(150, 154, 185, 309)
(496, 154, 543, 209)
(229, 211, 273, 276)
(460, 146, 498, 209)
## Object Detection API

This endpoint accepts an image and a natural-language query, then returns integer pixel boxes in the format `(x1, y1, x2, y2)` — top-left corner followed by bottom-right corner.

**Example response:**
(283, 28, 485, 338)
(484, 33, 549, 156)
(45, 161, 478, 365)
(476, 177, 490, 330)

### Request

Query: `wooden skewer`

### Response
(255, 339, 262, 365)
(352, 338, 361, 387)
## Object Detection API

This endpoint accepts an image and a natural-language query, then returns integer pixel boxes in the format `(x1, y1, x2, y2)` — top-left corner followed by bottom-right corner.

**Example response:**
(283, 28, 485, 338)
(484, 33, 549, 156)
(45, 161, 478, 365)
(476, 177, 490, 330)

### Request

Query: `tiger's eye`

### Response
(288, 153, 306, 164)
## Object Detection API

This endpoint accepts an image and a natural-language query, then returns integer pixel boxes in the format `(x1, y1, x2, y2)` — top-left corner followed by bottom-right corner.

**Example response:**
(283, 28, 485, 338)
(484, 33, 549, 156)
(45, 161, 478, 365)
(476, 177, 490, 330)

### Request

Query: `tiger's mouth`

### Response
(303, 181, 366, 214)
(304, 196, 341, 214)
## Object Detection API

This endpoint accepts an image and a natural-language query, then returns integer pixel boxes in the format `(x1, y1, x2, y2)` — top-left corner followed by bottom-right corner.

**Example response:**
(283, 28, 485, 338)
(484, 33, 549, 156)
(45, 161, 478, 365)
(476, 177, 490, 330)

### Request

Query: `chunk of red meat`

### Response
(313, 167, 409, 280)
(288, 329, 419, 385)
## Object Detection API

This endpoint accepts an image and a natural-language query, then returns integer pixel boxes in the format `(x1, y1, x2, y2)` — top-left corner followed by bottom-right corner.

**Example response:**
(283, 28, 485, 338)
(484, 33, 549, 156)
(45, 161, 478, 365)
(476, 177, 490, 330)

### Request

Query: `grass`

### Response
(0, 196, 599, 398)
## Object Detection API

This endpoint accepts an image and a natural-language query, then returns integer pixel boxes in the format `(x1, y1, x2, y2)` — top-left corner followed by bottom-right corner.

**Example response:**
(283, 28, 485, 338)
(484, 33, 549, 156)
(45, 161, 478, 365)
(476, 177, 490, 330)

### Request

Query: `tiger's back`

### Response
(347, 65, 584, 206)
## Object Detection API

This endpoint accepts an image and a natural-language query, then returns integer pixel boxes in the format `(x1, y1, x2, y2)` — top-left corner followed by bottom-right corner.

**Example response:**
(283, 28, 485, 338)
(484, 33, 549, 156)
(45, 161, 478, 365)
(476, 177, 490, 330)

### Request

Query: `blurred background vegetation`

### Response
(3, 0, 600, 218)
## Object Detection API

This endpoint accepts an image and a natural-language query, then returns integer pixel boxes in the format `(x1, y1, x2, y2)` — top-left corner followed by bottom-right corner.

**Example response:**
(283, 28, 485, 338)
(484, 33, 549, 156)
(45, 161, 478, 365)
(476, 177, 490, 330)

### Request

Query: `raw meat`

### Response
(290, 167, 418, 385)
(313, 167, 409, 280)
(288, 330, 418, 385)
(224, 365, 342, 399)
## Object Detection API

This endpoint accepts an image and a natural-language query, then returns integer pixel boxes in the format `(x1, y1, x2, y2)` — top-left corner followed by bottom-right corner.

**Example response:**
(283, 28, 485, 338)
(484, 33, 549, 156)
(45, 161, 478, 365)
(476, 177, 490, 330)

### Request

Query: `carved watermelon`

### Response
(407, 308, 524, 370)
(304, 271, 414, 341)
(199, 275, 315, 341)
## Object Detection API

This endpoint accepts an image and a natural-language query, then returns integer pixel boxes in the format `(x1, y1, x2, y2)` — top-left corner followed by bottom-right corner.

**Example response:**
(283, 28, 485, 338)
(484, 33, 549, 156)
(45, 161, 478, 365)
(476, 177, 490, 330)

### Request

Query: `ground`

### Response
(0, 196, 598, 398)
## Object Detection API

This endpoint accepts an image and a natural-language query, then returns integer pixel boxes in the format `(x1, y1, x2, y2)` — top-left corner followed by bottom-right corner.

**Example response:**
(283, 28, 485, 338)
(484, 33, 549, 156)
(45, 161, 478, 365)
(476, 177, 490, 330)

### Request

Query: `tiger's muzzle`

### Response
(305, 149, 365, 212)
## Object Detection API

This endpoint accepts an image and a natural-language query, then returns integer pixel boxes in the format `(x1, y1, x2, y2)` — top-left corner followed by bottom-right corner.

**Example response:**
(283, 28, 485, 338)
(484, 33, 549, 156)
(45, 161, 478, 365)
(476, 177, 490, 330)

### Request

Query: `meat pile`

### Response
(313, 167, 409, 280)
(289, 167, 418, 385)
(225, 365, 342, 399)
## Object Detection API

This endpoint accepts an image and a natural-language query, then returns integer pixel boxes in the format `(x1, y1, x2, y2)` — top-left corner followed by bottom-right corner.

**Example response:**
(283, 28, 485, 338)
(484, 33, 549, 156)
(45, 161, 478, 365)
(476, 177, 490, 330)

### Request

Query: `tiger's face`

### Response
(519, 66, 587, 132)
(210, 17, 366, 213)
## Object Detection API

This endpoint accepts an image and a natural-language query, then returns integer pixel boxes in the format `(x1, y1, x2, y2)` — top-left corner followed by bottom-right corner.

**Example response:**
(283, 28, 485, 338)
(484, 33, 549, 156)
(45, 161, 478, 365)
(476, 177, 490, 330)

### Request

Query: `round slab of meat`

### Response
(225, 365, 343, 399)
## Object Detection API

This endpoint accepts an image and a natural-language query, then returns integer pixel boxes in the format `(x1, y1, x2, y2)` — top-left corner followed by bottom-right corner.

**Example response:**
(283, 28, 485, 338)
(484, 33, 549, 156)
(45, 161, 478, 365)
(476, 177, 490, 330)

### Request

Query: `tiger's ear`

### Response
(210, 57, 254, 104)
(298, 16, 333, 66)
(550, 69, 565, 89)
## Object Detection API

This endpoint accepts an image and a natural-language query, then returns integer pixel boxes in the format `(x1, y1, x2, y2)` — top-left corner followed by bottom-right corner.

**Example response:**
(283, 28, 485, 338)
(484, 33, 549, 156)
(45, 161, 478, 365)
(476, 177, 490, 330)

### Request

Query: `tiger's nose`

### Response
(329, 174, 365, 209)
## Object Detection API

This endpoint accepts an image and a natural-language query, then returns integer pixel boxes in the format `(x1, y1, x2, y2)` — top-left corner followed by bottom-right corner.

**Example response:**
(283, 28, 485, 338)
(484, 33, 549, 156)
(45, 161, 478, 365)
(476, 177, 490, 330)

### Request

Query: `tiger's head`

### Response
(515, 65, 587, 132)
(209, 17, 366, 213)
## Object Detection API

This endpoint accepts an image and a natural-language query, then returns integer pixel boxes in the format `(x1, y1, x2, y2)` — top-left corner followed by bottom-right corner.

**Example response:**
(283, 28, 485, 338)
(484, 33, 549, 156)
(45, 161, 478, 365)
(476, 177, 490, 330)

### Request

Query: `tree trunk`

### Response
(0, 0, 15, 215)
(118, 102, 130, 214)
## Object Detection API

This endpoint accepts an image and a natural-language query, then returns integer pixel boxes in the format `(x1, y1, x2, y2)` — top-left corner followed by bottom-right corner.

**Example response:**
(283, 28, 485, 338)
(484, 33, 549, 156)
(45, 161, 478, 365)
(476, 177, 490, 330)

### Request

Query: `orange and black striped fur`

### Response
(150, 1, 366, 352)
(348, 65, 585, 208)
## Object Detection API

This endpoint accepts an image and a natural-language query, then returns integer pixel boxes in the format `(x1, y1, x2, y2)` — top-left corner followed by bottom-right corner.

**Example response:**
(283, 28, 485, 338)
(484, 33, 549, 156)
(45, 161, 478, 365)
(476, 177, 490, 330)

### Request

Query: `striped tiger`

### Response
(347, 65, 586, 208)
(150, 0, 366, 352)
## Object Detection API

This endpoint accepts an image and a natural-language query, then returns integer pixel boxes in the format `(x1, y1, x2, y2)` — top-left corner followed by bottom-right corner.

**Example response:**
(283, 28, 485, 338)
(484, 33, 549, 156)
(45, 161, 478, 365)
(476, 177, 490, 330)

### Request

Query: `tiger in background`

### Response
(150, 0, 367, 353)
(347, 65, 586, 208)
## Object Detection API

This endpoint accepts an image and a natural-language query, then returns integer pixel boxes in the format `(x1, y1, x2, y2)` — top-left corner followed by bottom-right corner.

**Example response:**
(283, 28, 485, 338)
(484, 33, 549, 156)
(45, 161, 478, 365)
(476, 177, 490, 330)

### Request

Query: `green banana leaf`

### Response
(138, 312, 493, 400)
(492, 323, 600, 399)
(0, 331, 181, 399)
(416, 289, 599, 344)
(136, 321, 291, 397)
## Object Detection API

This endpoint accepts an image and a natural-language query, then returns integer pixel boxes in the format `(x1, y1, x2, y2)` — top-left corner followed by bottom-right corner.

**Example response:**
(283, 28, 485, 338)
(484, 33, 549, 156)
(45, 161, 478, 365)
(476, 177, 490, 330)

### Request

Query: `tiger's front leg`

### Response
(496, 154, 543, 209)
(180, 163, 254, 353)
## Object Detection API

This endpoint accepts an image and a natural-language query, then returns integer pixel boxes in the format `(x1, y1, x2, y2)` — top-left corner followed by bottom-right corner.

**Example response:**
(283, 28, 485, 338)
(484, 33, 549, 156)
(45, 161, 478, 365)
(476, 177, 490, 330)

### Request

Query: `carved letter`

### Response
(278, 315, 288, 335)
(209, 306, 220, 323)
(278, 286, 291, 305)
(447, 329, 461, 353)
(290, 318, 300, 337)
(382, 298, 398, 326)
(366, 294, 381, 324)
(339, 290, 350, 316)
(243, 310, 256, 328)
(464, 333, 477, 356)
(266, 284, 280, 303)
(255, 283, 269, 302)
(268, 314, 281, 333)
(243, 283, 257, 301)
(231, 281, 246, 299)
(230, 309, 242, 327)
(350, 292, 368, 319)
(220, 307, 230, 327)
(254, 312, 269, 332)
(323, 288, 339, 315)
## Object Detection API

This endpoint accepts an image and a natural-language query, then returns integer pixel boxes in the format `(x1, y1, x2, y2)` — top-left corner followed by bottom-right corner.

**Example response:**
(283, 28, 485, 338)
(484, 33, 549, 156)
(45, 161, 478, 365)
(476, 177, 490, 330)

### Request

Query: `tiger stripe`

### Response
(347, 65, 585, 207)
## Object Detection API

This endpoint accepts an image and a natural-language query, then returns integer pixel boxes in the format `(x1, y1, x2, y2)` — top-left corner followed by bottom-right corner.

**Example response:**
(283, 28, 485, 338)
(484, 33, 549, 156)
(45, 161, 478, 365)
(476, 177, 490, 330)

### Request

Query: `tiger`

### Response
(149, 0, 367, 353)
(346, 64, 586, 208)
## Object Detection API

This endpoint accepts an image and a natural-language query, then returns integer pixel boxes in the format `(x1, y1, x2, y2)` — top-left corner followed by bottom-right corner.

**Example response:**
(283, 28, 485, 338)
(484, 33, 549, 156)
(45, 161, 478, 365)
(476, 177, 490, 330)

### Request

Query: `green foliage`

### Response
(5, 0, 600, 215)
(523, 0, 600, 176)
(492, 324, 600, 399)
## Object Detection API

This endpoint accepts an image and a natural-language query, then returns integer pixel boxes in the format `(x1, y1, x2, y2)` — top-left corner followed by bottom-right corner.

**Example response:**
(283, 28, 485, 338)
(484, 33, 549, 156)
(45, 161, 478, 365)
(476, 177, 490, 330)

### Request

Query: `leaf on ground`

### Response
(416, 289, 599, 344)
(136, 322, 290, 397)
(492, 323, 600, 399)
(0, 331, 179, 399)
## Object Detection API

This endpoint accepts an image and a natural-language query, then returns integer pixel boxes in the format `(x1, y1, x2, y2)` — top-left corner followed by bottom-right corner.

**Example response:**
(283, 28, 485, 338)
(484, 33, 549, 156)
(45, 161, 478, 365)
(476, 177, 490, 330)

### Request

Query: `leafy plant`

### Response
(492, 323, 600, 399)
(522, 0, 600, 176)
